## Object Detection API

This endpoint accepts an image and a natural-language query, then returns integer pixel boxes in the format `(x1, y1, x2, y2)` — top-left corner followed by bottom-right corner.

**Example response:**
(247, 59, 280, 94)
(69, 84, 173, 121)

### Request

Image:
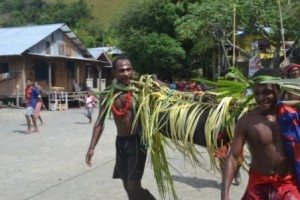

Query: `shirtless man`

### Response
(221, 68, 300, 200)
(85, 56, 156, 200)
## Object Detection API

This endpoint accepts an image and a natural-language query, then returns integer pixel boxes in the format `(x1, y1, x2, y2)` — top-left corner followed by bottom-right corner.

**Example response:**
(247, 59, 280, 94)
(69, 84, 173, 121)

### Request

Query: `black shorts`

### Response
(113, 135, 147, 181)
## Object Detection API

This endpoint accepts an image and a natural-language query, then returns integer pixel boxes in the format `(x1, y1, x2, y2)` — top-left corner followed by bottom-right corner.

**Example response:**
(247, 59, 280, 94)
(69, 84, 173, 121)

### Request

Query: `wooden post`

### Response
(232, 3, 236, 67)
(99, 68, 102, 91)
(16, 84, 20, 107)
(76, 64, 80, 85)
(48, 62, 52, 89)
(22, 57, 26, 96)
(278, 0, 287, 61)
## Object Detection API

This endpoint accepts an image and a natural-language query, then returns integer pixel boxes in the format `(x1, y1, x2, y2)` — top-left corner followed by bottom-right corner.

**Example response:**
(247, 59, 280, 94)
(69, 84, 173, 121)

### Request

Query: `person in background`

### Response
(282, 63, 300, 101)
(84, 89, 97, 123)
(33, 81, 44, 126)
(24, 79, 43, 134)
(169, 81, 177, 90)
(177, 79, 185, 91)
(221, 68, 300, 200)
(284, 63, 300, 79)
(85, 56, 156, 200)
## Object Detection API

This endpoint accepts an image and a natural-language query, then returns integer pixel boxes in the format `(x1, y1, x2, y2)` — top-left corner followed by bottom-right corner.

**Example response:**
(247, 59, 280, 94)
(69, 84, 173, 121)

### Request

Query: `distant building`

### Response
(88, 46, 124, 88)
(89, 46, 124, 58)
(0, 23, 110, 100)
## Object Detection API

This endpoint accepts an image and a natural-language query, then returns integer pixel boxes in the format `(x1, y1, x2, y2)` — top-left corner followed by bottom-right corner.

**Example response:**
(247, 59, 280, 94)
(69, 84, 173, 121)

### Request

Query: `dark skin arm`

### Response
(85, 99, 107, 167)
(221, 117, 247, 200)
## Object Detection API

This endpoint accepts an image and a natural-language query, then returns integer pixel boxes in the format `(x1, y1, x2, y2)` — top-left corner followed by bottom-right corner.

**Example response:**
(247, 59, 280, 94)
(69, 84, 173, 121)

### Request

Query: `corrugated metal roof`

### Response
(27, 52, 102, 62)
(88, 47, 112, 67)
(88, 47, 123, 59)
(0, 23, 63, 56)
(0, 23, 92, 57)
(88, 48, 104, 59)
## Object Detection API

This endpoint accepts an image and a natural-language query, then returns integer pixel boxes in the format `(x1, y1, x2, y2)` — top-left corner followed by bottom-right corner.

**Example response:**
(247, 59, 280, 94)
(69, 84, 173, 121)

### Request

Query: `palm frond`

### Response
(129, 70, 300, 200)
(130, 75, 243, 199)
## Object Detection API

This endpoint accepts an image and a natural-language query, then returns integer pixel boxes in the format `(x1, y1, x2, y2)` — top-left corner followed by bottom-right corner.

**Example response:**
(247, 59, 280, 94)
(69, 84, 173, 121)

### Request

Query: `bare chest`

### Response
(247, 115, 282, 145)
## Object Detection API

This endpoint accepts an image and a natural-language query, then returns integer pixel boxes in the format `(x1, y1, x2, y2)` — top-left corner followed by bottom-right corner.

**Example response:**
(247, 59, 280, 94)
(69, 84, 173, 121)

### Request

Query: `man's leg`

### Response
(38, 116, 44, 125)
(31, 115, 39, 133)
(87, 108, 92, 123)
(25, 115, 32, 134)
(125, 180, 156, 200)
(25, 106, 34, 134)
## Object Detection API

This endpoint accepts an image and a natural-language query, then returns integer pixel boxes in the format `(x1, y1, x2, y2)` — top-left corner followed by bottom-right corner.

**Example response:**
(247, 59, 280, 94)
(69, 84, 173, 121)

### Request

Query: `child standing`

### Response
(34, 81, 44, 126)
(84, 90, 96, 123)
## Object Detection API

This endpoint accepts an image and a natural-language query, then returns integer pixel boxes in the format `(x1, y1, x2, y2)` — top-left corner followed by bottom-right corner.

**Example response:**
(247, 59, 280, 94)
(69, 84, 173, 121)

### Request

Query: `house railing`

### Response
(47, 88, 86, 111)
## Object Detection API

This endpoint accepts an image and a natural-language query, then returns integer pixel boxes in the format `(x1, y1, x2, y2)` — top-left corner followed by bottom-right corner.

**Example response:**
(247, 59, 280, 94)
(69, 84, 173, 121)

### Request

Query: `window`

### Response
(34, 61, 49, 81)
(46, 41, 51, 54)
(67, 61, 75, 79)
(253, 40, 271, 53)
(59, 44, 65, 55)
(0, 61, 9, 74)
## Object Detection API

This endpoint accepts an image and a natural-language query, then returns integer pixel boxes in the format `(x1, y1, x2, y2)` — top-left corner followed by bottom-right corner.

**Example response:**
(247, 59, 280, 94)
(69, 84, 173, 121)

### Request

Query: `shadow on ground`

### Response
(13, 130, 27, 134)
(172, 175, 220, 189)
(74, 122, 90, 124)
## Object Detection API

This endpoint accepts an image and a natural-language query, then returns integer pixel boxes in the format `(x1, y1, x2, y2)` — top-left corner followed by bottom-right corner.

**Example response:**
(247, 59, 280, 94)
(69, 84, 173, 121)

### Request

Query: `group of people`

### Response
(85, 57, 300, 200)
(167, 79, 206, 92)
(24, 79, 44, 134)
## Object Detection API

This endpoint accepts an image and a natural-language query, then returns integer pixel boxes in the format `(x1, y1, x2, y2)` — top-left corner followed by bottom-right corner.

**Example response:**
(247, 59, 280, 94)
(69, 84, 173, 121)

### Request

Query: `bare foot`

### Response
(25, 130, 32, 135)
(33, 128, 39, 133)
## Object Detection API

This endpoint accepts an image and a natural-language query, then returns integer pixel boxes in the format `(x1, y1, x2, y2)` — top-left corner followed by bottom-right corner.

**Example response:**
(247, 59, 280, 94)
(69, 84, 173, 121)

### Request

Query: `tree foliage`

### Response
(176, 0, 300, 68)
(0, 0, 299, 75)
(114, 0, 300, 80)
(114, 0, 187, 80)
(0, 0, 110, 47)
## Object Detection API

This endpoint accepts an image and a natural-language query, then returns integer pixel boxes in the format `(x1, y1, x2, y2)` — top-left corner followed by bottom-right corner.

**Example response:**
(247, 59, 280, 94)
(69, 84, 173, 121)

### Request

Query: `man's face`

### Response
(26, 80, 32, 86)
(34, 82, 39, 88)
(253, 83, 278, 113)
(288, 67, 300, 78)
(114, 59, 133, 85)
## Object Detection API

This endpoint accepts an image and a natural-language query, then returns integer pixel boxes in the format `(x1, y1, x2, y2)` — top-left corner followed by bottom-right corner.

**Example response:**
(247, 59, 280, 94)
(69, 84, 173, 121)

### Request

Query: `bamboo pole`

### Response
(232, 4, 236, 67)
(278, 0, 287, 61)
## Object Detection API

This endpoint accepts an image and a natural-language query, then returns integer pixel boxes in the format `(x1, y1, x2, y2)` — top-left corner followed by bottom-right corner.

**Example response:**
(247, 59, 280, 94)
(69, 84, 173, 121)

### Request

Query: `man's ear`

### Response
(274, 85, 281, 96)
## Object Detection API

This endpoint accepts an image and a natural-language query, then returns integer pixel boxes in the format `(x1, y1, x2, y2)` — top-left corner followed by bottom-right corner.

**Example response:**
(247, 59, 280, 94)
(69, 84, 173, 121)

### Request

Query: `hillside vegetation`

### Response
(63, 0, 131, 26)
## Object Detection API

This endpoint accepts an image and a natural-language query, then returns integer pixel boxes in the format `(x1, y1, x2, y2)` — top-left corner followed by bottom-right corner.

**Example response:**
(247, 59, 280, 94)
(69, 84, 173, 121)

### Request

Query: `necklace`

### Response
(112, 92, 132, 116)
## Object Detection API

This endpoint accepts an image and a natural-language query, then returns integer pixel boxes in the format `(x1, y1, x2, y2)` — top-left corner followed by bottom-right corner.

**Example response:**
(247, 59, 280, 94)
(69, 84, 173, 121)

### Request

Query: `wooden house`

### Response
(87, 46, 124, 90)
(0, 23, 110, 107)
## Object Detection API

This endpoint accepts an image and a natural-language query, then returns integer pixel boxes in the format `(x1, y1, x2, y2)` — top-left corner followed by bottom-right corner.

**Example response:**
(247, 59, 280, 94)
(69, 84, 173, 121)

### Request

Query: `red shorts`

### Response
(242, 168, 300, 200)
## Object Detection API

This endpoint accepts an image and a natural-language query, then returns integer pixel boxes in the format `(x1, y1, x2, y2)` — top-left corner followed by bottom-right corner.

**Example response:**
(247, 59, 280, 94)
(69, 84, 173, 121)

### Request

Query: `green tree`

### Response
(0, 0, 47, 25)
(114, 0, 186, 80)
(176, 0, 300, 68)
(0, 0, 108, 47)
(115, 0, 300, 80)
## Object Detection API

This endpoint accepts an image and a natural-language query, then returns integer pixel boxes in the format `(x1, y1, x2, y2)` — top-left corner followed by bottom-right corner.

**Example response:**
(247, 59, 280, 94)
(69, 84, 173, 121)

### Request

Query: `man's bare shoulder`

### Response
(237, 109, 258, 126)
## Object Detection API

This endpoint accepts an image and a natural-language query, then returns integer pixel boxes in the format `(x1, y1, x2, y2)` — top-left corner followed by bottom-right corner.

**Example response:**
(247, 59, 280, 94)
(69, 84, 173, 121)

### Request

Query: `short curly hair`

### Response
(252, 68, 282, 79)
(112, 56, 130, 71)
